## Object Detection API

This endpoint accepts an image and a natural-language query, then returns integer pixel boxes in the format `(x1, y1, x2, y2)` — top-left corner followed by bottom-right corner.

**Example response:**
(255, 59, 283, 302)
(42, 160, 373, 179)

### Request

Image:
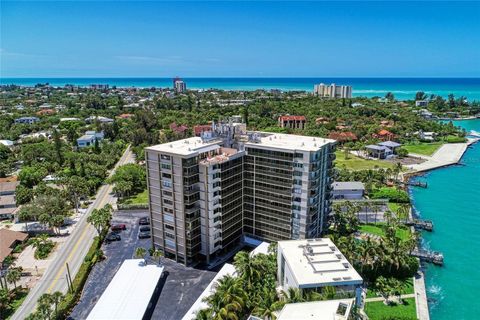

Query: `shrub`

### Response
(371, 187, 410, 203)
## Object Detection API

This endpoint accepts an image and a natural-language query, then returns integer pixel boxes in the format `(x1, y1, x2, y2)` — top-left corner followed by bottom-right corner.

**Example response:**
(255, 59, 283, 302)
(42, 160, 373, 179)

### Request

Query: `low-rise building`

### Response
(278, 115, 306, 129)
(276, 299, 354, 320)
(332, 182, 365, 200)
(77, 131, 104, 148)
(0, 181, 19, 219)
(378, 141, 402, 153)
(418, 131, 436, 141)
(0, 229, 27, 267)
(373, 129, 396, 141)
(14, 116, 40, 125)
(277, 238, 363, 305)
(85, 116, 114, 124)
(415, 100, 428, 107)
(365, 144, 393, 159)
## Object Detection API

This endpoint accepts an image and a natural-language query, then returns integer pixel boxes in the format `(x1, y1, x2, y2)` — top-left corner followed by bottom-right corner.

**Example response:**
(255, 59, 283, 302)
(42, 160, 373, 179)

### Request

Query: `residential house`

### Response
(332, 182, 365, 200)
(278, 115, 306, 129)
(276, 299, 354, 320)
(277, 238, 363, 305)
(365, 145, 393, 159)
(378, 141, 402, 153)
(417, 130, 436, 141)
(328, 131, 358, 143)
(0, 181, 19, 219)
(169, 122, 189, 137)
(85, 116, 114, 124)
(419, 109, 434, 120)
(14, 116, 40, 125)
(415, 100, 428, 107)
(373, 129, 396, 141)
(0, 229, 28, 267)
(77, 131, 104, 148)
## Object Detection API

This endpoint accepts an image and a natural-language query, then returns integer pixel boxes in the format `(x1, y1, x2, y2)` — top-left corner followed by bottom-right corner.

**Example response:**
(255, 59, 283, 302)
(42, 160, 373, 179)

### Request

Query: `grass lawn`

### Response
(403, 142, 443, 156)
(366, 278, 414, 298)
(119, 189, 148, 205)
(387, 203, 410, 220)
(5, 288, 29, 319)
(335, 151, 395, 171)
(365, 298, 417, 320)
(359, 223, 411, 241)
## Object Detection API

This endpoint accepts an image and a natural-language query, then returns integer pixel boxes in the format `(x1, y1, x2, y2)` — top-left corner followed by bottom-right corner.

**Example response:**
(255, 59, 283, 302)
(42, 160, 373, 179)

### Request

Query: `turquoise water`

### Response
(410, 119, 480, 320)
(1, 78, 480, 101)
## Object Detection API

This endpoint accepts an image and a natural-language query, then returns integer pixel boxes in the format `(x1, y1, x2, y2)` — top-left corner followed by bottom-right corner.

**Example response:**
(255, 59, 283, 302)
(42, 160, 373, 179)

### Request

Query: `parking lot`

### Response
(70, 210, 217, 320)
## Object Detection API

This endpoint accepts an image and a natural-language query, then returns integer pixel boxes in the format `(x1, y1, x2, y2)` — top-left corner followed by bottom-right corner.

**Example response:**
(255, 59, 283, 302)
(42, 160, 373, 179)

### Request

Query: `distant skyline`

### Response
(1, 1, 479, 78)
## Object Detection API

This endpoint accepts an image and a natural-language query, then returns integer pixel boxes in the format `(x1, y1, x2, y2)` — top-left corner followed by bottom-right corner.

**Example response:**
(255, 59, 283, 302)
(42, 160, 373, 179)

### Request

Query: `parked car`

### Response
(139, 217, 150, 225)
(105, 232, 121, 242)
(139, 226, 151, 232)
(138, 231, 151, 239)
(111, 224, 127, 231)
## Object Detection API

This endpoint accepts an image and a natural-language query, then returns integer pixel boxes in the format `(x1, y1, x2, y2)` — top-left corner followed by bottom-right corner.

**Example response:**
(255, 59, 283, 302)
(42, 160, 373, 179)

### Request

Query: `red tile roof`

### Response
(328, 131, 358, 142)
(193, 125, 212, 136)
(279, 115, 306, 121)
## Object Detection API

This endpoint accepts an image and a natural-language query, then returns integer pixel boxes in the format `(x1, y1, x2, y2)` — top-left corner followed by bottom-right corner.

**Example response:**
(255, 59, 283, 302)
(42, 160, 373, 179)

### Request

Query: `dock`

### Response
(405, 219, 434, 231)
(411, 249, 444, 266)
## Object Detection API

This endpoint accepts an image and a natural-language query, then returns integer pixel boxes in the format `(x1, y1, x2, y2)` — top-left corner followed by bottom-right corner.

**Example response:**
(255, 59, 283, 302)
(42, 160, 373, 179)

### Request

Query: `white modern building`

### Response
(314, 83, 352, 99)
(173, 77, 187, 94)
(277, 238, 363, 305)
(77, 131, 104, 148)
(87, 259, 164, 320)
(276, 299, 354, 320)
(332, 182, 365, 200)
(145, 120, 337, 266)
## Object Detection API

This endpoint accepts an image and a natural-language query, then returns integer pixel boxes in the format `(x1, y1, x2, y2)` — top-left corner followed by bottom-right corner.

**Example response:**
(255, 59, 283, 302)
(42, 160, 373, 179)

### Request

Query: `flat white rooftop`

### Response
(146, 137, 222, 156)
(276, 299, 354, 320)
(278, 238, 362, 288)
(246, 132, 334, 152)
(182, 263, 237, 320)
(87, 259, 164, 320)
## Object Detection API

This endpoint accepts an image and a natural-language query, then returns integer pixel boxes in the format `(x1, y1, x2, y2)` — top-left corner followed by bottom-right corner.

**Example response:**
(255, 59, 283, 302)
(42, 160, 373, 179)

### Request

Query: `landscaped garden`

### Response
(359, 223, 411, 242)
(335, 151, 395, 171)
(403, 142, 443, 156)
(365, 297, 417, 320)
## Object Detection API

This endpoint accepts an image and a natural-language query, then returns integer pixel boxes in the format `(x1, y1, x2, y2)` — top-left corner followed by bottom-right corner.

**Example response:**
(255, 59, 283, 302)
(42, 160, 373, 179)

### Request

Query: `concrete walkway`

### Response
(414, 271, 430, 320)
(406, 138, 478, 173)
(365, 293, 415, 302)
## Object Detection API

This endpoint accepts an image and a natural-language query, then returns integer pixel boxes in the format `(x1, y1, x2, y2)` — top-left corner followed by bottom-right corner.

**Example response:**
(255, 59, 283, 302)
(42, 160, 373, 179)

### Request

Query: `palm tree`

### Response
(37, 293, 54, 320)
(252, 287, 284, 320)
(134, 247, 147, 265)
(281, 287, 305, 303)
(6, 267, 22, 289)
(50, 291, 64, 318)
(233, 251, 260, 290)
(205, 275, 247, 320)
(151, 249, 163, 266)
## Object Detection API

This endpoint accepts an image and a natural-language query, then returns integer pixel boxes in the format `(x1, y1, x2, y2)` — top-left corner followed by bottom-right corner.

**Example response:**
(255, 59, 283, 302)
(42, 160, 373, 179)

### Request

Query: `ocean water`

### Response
(410, 119, 480, 320)
(1, 77, 480, 101)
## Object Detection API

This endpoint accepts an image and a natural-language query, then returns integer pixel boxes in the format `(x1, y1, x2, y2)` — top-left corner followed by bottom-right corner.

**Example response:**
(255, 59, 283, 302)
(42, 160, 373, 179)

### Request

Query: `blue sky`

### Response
(1, 1, 479, 77)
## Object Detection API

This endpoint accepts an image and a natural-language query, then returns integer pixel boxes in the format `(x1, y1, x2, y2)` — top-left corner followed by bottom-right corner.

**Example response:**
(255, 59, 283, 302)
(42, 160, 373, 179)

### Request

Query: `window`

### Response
(161, 163, 171, 170)
(164, 207, 173, 214)
(162, 173, 172, 179)
(163, 199, 173, 206)
(163, 190, 172, 197)
(164, 214, 174, 223)
(161, 154, 171, 160)
(165, 224, 174, 230)
(165, 239, 176, 249)
(165, 233, 175, 239)
(162, 180, 172, 188)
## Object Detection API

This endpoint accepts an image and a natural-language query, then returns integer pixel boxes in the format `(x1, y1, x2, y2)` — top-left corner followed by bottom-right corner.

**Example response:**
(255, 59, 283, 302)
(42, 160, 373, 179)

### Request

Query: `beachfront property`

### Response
(365, 141, 402, 159)
(145, 119, 336, 266)
(278, 115, 306, 130)
(417, 130, 437, 141)
(275, 299, 354, 320)
(415, 100, 428, 107)
(277, 238, 363, 305)
(313, 83, 352, 99)
(332, 182, 365, 200)
(14, 116, 40, 125)
(173, 77, 187, 94)
(77, 131, 104, 148)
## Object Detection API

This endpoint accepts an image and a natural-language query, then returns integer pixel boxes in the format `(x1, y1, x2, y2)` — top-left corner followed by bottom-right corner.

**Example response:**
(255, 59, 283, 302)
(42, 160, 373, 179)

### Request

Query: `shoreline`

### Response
(405, 137, 479, 319)
(438, 116, 479, 121)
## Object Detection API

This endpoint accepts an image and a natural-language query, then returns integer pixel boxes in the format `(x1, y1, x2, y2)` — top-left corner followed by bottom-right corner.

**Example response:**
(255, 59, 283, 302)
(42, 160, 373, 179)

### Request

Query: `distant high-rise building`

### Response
(314, 83, 352, 99)
(173, 77, 187, 94)
(145, 118, 336, 266)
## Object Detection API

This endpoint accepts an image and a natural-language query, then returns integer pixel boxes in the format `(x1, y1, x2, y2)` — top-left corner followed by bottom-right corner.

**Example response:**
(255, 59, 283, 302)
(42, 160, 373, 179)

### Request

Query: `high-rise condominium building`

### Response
(173, 77, 187, 93)
(314, 83, 352, 99)
(145, 120, 336, 266)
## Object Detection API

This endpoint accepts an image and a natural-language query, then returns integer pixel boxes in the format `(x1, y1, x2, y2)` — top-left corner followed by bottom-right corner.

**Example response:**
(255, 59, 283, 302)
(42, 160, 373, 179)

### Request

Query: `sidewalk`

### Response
(365, 293, 415, 302)
(414, 271, 430, 320)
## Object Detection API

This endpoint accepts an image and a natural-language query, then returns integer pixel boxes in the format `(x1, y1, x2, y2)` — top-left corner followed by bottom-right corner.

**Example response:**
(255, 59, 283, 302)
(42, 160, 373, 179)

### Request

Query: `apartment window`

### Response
(213, 172, 221, 179)
(162, 180, 172, 188)
(164, 207, 174, 214)
(292, 204, 301, 211)
(293, 188, 302, 194)
(163, 199, 173, 206)
(162, 173, 172, 179)
(293, 162, 303, 168)
(165, 233, 175, 240)
(213, 181, 221, 188)
(293, 179, 302, 186)
(161, 163, 171, 170)
(165, 239, 176, 249)
(163, 190, 173, 197)
(213, 190, 220, 197)
(165, 224, 174, 231)
(161, 154, 171, 160)
(294, 152, 303, 159)
(164, 214, 174, 223)
(293, 171, 303, 177)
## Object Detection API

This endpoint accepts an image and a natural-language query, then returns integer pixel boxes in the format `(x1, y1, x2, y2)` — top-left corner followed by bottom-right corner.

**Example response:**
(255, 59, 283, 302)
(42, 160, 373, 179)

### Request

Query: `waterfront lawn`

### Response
(359, 223, 411, 241)
(366, 278, 414, 298)
(119, 189, 148, 205)
(335, 151, 395, 171)
(365, 298, 417, 320)
(403, 142, 443, 156)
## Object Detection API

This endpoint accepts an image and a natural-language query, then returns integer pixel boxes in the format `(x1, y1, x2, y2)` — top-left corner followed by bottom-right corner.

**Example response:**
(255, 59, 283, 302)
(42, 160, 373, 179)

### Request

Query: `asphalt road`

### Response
(12, 146, 134, 320)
